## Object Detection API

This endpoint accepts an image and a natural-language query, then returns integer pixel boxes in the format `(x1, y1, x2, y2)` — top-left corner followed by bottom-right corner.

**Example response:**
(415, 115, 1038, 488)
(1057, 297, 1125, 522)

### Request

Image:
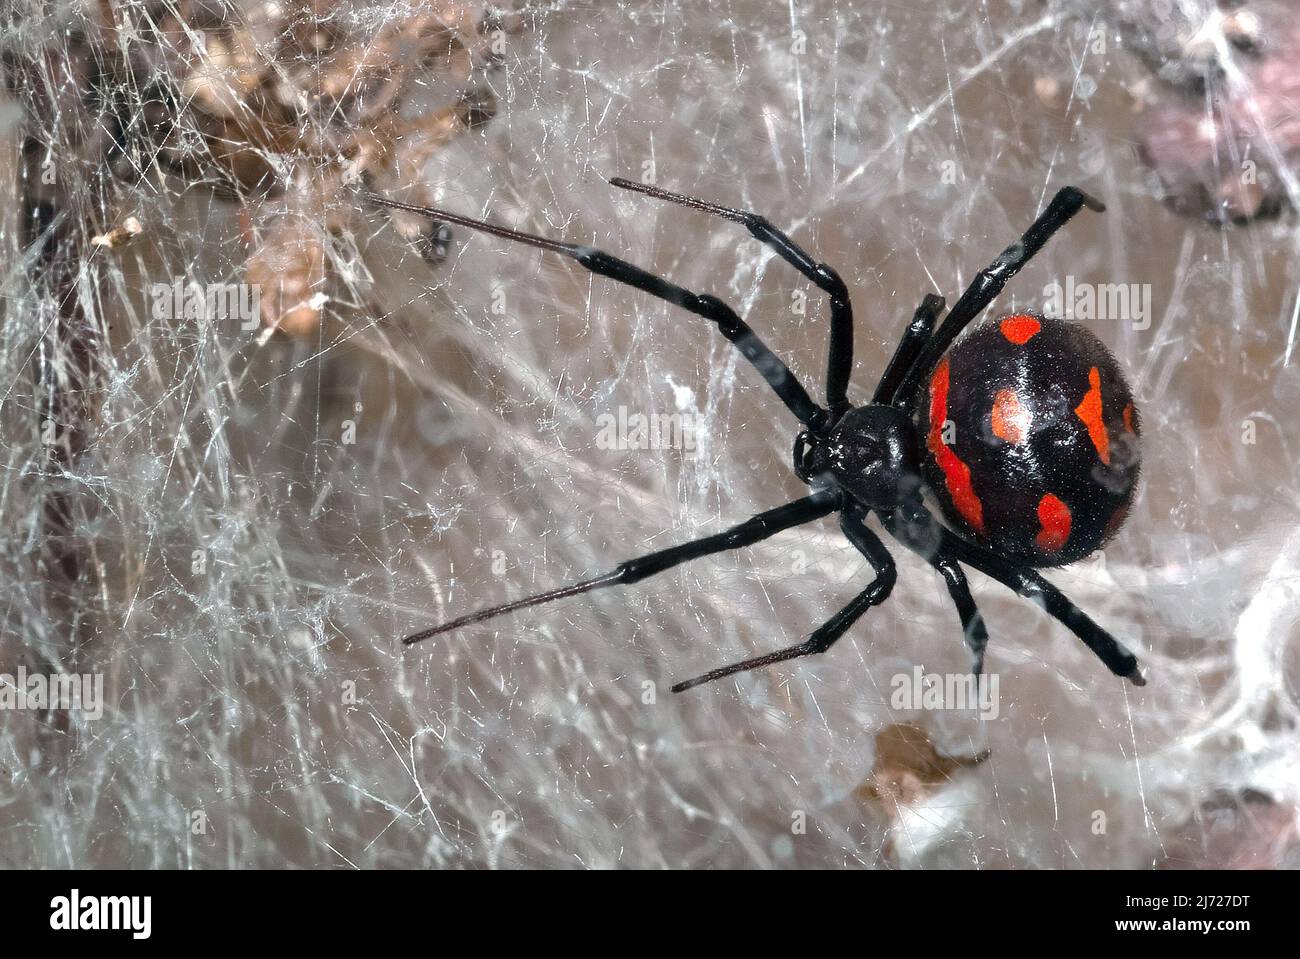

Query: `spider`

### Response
(367, 179, 1146, 694)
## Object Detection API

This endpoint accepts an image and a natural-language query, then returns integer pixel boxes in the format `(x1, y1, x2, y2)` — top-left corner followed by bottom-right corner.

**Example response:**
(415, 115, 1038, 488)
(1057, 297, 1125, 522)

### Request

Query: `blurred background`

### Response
(1, 0, 1297, 868)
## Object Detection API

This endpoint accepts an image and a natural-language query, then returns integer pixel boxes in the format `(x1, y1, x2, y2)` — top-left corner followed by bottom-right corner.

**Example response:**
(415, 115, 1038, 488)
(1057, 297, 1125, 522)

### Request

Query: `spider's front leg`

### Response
(672, 506, 896, 693)
(403, 491, 842, 645)
(363, 191, 828, 430)
(608, 178, 857, 419)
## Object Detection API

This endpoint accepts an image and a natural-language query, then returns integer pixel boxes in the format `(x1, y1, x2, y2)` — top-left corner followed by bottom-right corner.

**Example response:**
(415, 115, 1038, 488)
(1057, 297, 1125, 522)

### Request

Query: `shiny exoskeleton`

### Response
(917, 312, 1140, 567)
(374, 180, 1148, 696)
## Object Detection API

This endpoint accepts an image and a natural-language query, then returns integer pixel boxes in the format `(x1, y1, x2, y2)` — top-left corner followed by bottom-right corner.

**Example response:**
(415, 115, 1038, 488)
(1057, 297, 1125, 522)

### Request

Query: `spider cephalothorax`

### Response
(812, 403, 922, 509)
(368, 180, 1147, 696)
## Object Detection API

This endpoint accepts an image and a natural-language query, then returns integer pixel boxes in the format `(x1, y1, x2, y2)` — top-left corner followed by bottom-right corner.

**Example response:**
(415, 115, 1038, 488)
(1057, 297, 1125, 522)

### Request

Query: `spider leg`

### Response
(870, 293, 945, 405)
(877, 506, 989, 674)
(979, 556, 1145, 684)
(672, 506, 895, 693)
(890, 502, 1145, 685)
(608, 177, 856, 418)
(934, 556, 989, 674)
(887, 187, 1106, 407)
(403, 490, 841, 645)
(364, 192, 827, 429)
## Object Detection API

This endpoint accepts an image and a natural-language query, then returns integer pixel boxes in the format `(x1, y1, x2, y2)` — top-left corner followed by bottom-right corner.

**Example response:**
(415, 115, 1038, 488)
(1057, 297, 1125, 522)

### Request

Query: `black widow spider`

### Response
(366, 180, 1145, 694)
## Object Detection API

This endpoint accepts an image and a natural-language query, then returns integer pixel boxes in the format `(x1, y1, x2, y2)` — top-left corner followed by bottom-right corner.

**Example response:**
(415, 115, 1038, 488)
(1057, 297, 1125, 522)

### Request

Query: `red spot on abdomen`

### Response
(991, 388, 1030, 444)
(1074, 367, 1111, 465)
(1000, 315, 1041, 345)
(928, 359, 985, 533)
(1123, 402, 1136, 435)
(1035, 493, 1072, 552)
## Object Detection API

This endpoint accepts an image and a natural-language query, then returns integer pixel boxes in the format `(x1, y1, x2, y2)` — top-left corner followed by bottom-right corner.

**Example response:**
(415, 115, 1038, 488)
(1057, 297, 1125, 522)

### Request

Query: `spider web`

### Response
(0, 0, 1297, 868)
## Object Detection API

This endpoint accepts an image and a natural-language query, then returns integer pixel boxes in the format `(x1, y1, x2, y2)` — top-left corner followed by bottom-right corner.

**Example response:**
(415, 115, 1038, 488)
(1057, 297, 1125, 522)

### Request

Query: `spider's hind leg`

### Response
(871, 294, 945, 405)
(893, 503, 1144, 685)
(986, 559, 1146, 685)
(933, 556, 989, 675)
(887, 187, 1105, 406)
(879, 506, 989, 675)
(672, 506, 895, 693)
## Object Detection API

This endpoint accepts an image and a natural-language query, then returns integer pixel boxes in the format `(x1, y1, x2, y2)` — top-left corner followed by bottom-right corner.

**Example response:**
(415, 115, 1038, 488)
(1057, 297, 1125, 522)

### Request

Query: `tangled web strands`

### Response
(0, 0, 1296, 868)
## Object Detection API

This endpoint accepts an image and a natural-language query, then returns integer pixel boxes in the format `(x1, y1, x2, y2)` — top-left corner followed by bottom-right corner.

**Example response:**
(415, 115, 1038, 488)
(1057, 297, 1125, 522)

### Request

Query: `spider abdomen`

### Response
(917, 312, 1140, 567)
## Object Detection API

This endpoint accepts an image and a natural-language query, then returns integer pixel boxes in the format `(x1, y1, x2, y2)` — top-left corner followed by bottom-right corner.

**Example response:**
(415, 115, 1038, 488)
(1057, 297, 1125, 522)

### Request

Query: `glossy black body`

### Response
(815, 403, 923, 508)
(917, 314, 1141, 567)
